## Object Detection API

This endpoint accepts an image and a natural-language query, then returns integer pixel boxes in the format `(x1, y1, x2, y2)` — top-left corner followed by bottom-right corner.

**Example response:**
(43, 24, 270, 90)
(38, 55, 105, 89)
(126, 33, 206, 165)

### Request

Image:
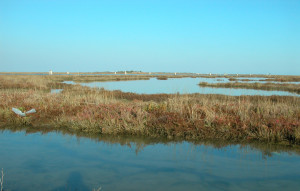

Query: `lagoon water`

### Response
(69, 78, 299, 96)
(1, 130, 300, 191)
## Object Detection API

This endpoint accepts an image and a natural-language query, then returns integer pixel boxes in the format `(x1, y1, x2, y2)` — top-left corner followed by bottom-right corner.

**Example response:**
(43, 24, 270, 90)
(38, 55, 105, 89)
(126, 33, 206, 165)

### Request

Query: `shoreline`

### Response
(199, 82, 300, 94)
(0, 74, 299, 145)
(1, 125, 300, 152)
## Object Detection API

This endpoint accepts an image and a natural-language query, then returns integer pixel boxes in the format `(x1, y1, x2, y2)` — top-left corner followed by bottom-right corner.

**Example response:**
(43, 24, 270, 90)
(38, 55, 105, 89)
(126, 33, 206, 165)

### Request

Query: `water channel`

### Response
(1, 129, 300, 191)
(65, 77, 299, 96)
(3, 76, 300, 190)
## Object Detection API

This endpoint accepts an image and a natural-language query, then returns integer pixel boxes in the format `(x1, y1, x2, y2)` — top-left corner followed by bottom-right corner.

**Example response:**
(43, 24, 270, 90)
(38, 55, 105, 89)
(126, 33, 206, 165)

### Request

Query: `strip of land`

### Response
(0, 75, 299, 145)
(199, 82, 300, 94)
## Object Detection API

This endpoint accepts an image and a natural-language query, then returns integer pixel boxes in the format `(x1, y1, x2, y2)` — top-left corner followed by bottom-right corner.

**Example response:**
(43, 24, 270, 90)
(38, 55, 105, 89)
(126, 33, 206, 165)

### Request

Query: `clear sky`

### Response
(0, 0, 299, 74)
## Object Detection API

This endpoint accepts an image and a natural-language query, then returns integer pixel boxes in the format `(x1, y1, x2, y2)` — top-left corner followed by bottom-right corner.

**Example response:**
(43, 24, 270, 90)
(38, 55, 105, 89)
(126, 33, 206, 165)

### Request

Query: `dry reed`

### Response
(0, 75, 299, 145)
(199, 82, 300, 94)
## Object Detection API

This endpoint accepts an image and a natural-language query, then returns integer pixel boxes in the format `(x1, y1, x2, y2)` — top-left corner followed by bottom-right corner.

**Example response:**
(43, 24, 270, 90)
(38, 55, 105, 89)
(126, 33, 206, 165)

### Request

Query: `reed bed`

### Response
(226, 75, 300, 83)
(262, 76, 300, 82)
(199, 82, 300, 94)
(0, 75, 299, 145)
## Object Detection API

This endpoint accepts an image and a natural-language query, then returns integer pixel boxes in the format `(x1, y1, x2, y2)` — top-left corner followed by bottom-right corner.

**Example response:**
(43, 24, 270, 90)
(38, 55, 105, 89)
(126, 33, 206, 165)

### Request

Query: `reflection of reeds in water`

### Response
(0, 75, 300, 145)
(0, 166, 102, 191)
(0, 168, 4, 191)
(2, 125, 300, 158)
(93, 186, 101, 191)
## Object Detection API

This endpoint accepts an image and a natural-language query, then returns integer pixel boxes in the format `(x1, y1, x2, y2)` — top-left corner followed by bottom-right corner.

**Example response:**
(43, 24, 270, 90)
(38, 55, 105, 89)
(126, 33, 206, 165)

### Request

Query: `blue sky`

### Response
(0, 0, 299, 74)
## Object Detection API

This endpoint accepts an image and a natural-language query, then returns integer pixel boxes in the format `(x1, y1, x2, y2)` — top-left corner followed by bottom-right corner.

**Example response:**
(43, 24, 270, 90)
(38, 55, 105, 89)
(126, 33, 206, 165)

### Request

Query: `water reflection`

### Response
(52, 171, 90, 191)
(1, 127, 300, 191)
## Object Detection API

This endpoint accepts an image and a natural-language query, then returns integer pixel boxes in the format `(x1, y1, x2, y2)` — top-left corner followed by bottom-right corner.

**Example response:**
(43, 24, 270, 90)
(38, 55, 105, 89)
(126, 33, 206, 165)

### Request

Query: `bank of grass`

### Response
(227, 75, 300, 83)
(199, 82, 300, 94)
(262, 75, 300, 82)
(0, 75, 300, 145)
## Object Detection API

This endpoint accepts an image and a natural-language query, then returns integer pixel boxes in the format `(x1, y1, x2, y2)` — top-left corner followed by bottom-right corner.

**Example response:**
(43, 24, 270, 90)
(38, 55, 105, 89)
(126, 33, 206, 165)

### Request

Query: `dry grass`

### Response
(262, 76, 300, 82)
(199, 82, 300, 94)
(0, 75, 300, 145)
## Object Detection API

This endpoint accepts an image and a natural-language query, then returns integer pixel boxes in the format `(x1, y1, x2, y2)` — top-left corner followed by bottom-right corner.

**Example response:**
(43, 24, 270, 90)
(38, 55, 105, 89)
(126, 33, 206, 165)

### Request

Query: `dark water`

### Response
(1, 129, 300, 191)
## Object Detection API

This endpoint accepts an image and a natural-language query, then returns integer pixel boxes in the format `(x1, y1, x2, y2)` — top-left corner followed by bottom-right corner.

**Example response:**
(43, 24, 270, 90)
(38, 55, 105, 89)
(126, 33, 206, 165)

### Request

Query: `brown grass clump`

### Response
(262, 76, 300, 82)
(156, 77, 168, 80)
(0, 75, 300, 145)
(199, 82, 300, 94)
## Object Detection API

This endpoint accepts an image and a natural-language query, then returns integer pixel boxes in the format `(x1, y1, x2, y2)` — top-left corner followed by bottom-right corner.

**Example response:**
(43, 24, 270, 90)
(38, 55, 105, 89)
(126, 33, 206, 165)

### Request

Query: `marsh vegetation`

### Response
(0, 74, 299, 145)
(199, 81, 300, 94)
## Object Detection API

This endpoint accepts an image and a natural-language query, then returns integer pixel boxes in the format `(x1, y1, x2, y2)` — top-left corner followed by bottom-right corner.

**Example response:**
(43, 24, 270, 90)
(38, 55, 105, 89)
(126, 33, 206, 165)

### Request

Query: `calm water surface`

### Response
(67, 78, 299, 96)
(1, 130, 300, 191)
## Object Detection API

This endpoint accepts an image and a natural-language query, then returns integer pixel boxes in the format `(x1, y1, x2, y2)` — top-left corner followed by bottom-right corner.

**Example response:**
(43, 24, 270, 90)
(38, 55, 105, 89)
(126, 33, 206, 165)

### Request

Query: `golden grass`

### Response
(0, 75, 299, 145)
(199, 82, 300, 94)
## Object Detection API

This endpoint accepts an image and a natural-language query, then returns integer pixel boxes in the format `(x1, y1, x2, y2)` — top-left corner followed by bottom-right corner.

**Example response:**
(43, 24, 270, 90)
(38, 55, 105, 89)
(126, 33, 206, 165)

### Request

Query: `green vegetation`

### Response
(0, 75, 300, 145)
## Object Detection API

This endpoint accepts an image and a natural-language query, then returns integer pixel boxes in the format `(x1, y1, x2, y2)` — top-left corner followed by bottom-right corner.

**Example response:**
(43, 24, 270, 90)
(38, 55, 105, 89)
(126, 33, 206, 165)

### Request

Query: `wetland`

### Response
(0, 73, 300, 190)
(1, 128, 300, 191)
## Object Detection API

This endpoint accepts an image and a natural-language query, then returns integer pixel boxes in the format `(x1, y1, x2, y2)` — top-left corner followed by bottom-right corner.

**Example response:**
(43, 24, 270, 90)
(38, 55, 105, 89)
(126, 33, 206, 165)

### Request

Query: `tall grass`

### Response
(0, 75, 299, 144)
(199, 82, 300, 94)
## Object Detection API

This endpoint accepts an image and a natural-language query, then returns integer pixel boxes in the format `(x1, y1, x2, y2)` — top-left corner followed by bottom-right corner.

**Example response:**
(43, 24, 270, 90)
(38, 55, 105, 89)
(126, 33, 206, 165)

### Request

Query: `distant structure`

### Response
(115, 71, 117, 74)
(49, 70, 53, 75)
(149, 72, 151, 74)
(125, 71, 127, 75)
(209, 73, 212, 76)
(174, 72, 177, 75)
(236, 74, 239, 76)
(66, 71, 69, 75)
